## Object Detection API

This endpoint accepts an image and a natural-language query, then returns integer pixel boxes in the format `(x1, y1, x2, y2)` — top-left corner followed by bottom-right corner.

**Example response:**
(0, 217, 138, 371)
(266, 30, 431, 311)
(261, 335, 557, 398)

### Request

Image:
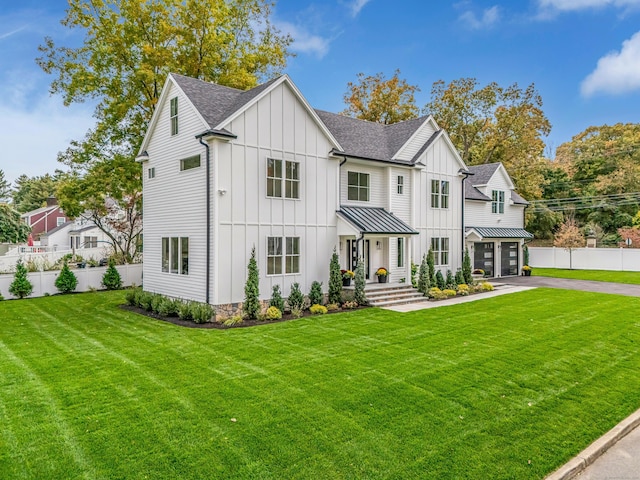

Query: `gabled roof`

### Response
(337, 206, 418, 235)
(511, 191, 529, 205)
(464, 181, 492, 201)
(466, 226, 533, 239)
(40, 220, 74, 236)
(20, 205, 58, 219)
(316, 110, 429, 164)
(467, 163, 501, 185)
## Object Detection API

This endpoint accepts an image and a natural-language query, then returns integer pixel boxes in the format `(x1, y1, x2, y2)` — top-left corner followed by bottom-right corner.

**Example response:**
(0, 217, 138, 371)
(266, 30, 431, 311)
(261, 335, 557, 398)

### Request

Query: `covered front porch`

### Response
(336, 206, 418, 284)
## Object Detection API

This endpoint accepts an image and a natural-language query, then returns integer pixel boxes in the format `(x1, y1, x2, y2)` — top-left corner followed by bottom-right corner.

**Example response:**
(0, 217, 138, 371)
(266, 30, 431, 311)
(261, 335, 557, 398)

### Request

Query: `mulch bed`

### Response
(119, 304, 368, 329)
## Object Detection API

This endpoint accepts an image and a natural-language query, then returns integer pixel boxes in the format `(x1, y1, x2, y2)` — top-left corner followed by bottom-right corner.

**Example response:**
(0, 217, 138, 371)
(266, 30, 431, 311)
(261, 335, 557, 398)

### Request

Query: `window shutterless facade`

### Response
(170, 97, 178, 135)
(180, 155, 201, 171)
(161, 237, 189, 274)
(148, 167, 155, 179)
(397, 175, 404, 194)
(267, 158, 300, 199)
(431, 237, 449, 266)
(431, 179, 449, 208)
(267, 236, 300, 275)
(397, 238, 405, 268)
(492, 190, 505, 214)
(347, 171, 369, 202)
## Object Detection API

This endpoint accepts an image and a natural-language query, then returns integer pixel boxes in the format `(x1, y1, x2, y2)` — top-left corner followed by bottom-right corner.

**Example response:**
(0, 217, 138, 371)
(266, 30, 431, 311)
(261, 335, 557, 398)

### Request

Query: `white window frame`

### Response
(441, 180, 449, 209)
(431, 179, 440, 208)
(161, 237, 189, 275)
(57, 217, 65, 227)
(347, 171, 370, 202)
(397, 175, 404, 195)
(431, 237, 450, 266)
(397, 238, 405, 268)
(267, 158, 300, 199)
(267, 236, 300, 275)
(431, 179, 449, 209)
(492, 190, 505, 214)
(170, 97, 178, 135)
(180, 155, 201, 171)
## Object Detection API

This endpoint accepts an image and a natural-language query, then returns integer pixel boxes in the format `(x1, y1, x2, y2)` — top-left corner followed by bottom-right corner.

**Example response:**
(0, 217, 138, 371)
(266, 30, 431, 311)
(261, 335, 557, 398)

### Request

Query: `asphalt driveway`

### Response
(495, 275, 640, 297)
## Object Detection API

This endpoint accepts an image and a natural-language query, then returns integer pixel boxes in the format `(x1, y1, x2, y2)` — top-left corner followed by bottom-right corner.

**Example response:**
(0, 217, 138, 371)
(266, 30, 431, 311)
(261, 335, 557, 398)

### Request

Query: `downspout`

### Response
(198, 136, 211, 304)
(459, 170, 472, 260)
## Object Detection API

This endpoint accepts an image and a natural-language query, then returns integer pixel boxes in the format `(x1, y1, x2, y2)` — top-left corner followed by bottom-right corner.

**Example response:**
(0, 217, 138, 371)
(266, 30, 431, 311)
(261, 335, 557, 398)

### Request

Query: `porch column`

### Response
(406, 235, 413, 285)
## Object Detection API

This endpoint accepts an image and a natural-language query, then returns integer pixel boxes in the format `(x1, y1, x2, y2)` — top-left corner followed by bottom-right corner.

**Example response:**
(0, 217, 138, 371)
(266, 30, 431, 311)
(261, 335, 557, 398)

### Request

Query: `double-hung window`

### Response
(161, 237, 189, 274)
(397, 176, 404, 194)
(170, 97, 178, 135)
(431, 237, 449, 266)
(347, 171, 369, 202)
(267, 158, 300, 199)
(431, 179, 449, 208)
(267, 236, 300, 274)
(492, 190, 505, 214)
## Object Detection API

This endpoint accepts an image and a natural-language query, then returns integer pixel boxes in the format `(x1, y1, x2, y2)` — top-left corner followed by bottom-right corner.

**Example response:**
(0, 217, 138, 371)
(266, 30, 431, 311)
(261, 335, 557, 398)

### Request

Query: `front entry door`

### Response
(347, 239, 370, 279)
(501, 242, 519, 276)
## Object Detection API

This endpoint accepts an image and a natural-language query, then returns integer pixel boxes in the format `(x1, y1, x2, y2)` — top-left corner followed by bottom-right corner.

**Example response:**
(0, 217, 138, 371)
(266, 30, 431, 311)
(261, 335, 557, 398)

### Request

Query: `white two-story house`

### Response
(464, 163, 532, 277)
(137, 73, 517, 309)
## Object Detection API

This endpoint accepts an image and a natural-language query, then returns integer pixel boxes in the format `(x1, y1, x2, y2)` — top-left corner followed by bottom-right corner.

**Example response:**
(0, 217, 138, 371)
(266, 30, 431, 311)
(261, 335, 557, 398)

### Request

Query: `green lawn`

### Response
(533, 267, 640, 284)
(1, 290, 640, 479)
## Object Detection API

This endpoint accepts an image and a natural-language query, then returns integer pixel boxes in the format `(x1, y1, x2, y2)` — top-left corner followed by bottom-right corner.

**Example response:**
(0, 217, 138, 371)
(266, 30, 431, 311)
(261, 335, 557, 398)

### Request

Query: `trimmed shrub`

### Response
(265, 306, 282, 320)
(427, 287, 446, 300)
(411, 261, 418, 288)
(427, 247, 436, 286)
(125, 287, 141, 306)
(9, 260, 33, 299)
(342, 300, 358, 309)
(288, 283, 305, 312)
(328, 247, 342, 305)
(442, 289, 457, 298)
(140, 292, 156, 311)
(454, 269, 464, 287)
(222, 315, 244, 326)
(243, 247, 260, 319)
(270, 285, 285, 313)
(156, 297, 180, 317)
(178, 301, 194, 320)
(462, 248, 473, 285)
(435, 270, 445, 290)
(445, 270, 456, 289)
(308, 281, 324, 307)
(102, 259, 122, 290)
(55, 261, 78, 294)
(326, 303, 340, 311)
(191, 303, 215, 324)
(354, 258, 366, 305)
(457, 284, 470, 296)
(290, 307, 303, 318)
(417, 254, 430, 295)
(481, 282, 495, 292)
(309, 304, 327, 315)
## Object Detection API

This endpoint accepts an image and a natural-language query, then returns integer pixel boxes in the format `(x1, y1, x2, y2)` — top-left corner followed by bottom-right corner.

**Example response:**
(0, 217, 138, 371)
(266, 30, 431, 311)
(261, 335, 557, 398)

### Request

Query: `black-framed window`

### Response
(180, 155, 201, 171)
(397, 175, 404, 194)
(347, 171, 369, 202)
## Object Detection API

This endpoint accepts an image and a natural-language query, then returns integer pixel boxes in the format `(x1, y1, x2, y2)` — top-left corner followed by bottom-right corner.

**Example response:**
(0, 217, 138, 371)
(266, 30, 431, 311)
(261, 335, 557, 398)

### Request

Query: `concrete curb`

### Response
(545, 407, 640, 480)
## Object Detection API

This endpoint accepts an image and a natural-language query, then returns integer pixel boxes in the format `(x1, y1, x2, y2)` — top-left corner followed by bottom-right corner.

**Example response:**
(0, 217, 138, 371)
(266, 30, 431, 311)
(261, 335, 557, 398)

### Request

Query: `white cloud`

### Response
(538, 0, 640, 12)
(276, 20, 331, 59)
(459, 5, 500, 29)
(0, 25, 27, 40)
(349, 0, 372, 17)
(581, 31, 640, 96)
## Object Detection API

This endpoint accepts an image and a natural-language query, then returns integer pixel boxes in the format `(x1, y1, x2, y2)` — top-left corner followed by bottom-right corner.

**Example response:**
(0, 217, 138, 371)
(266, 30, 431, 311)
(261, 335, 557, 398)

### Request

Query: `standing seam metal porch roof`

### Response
(466, 226, 533, 239)
(337, 206, 418, 235)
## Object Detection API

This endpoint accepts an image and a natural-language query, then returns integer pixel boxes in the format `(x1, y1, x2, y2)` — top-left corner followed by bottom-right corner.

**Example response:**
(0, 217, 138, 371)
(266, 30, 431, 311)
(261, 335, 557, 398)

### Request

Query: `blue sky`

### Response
(1, 0, 640, 184)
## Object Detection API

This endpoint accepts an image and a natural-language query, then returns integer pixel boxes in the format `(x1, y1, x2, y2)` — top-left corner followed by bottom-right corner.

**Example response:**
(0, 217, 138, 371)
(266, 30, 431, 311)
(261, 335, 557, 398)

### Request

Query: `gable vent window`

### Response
(180, 155, 201, 171)
(170, 97, 178, 135)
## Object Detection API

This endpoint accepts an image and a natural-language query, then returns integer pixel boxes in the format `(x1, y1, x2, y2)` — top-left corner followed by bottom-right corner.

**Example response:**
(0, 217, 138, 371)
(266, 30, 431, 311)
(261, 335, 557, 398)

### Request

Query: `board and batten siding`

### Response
(393, 120, 436, 162)
(465, 171, 525, 228)
(214, 81, 339, 305)
(388, 166, 413, 281)
(412, 136, 464, 273)
(142, 80, 212, 302)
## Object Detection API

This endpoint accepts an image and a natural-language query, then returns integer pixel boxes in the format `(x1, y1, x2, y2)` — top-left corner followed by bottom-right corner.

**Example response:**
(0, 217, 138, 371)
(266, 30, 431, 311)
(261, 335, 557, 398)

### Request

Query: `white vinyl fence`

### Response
(529, 247, 640, 271)
(0, 264, 143, 299)
(0, 246, 110, 273)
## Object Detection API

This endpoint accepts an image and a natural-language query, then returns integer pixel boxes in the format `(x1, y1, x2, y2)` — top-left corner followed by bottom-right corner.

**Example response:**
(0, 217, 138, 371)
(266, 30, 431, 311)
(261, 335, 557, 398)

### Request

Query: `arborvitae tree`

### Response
(445, 270, 455, 289)
(354, 258, 367, 305)
(269, 285, 285, 313)
(523, 244, 530, 266)
(462, 248, 473, 284)
(9, 260, 33, 299)
(55, 261, 78, 294)
(435, 270, 446, 290)
(417, 254, 430, 295)
(454, 269, 464, 286)
(101, 259, 122, 290)
(328, 247, 342, 305)
(243, 247, 260, 319)
(288, 282, 305, 311)
(308, 281, 324, 306)
(427, 246, 436, 286)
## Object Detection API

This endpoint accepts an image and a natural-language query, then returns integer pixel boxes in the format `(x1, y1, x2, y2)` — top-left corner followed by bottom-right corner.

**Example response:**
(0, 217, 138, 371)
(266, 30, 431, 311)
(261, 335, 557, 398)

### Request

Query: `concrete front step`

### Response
(364, 285, 427, 306)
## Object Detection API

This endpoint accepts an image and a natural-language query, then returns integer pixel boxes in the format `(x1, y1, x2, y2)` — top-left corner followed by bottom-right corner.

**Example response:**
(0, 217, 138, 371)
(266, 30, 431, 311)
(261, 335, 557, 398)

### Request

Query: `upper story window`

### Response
(431, 237, 449, 266)
(267, 158, 300, 199)
(397, 176, 404, 194)
(170, 97, 178, 135)
(180, 155, 201, 171)
(347, 171, 369, 202)
(431, 180, 449, 208)
(492, 190, 505, 214)
(57, 217, 65, 227)
(148, 167, 156, 179)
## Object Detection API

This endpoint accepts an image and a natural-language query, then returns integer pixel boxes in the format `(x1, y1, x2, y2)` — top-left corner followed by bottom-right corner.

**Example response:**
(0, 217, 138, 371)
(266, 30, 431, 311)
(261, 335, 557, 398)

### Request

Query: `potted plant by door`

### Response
(522, 265, 532, 276)
(376, 267, 389, 283)
(341, 269, 355, 286)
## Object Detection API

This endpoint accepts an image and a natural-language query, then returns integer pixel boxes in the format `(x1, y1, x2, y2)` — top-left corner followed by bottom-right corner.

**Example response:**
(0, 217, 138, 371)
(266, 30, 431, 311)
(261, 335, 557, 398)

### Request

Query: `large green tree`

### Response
(12, 174, 60, 213)
(342, 70, 420, 124)
(0, 170, 11, 203)
(37, 0, 292, 260)
(425, 78, 551, 200)
(0, 204, 30, 243)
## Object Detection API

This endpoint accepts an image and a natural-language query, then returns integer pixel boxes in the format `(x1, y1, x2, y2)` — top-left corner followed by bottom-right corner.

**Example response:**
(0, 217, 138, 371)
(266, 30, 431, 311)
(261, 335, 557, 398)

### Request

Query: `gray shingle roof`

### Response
(466, 163, 501, 185)
(172, 73, 281, 129)
(338, 206, 418, 235)
(511, 191, 529, 205)
(316, 110, 429, 163)
(466, 226, 533, 239)
(464, 181, 492, 201)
